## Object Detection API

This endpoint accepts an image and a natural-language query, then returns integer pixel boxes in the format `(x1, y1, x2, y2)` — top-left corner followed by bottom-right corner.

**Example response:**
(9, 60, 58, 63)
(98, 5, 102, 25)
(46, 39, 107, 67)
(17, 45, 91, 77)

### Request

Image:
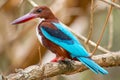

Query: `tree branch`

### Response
(99, 0, 120, 9)
(3, 51, 120, 80)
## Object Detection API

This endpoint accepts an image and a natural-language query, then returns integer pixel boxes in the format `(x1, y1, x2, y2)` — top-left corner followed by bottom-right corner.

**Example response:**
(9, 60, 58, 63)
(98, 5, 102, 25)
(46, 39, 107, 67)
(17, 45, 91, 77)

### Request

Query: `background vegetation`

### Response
(0, 0, 120, 80)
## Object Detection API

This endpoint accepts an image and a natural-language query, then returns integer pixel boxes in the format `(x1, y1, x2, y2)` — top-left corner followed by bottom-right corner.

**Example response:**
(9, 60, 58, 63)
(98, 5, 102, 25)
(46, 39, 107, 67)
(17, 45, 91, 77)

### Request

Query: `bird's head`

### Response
(12, 6, 55, 24)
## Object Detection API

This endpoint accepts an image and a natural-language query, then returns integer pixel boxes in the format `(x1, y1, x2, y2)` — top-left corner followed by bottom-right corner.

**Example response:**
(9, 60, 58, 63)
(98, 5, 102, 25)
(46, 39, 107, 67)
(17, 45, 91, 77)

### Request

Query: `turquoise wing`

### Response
(40, 22, 90, 58)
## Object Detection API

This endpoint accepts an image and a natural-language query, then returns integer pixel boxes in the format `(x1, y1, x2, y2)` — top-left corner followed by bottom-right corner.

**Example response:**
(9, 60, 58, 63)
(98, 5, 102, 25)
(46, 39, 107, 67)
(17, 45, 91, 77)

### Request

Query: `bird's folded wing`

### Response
(40, 22, 90, 58)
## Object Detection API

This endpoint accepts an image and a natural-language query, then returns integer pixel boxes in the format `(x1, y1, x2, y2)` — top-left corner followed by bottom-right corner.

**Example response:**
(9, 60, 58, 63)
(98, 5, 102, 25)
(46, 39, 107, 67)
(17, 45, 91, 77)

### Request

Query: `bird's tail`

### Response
(77, 57, 108, 75)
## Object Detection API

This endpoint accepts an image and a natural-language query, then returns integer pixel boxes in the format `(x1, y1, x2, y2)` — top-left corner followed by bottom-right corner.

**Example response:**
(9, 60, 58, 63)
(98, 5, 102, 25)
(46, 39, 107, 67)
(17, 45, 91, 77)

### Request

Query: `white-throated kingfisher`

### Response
(12, 6, 108, 75)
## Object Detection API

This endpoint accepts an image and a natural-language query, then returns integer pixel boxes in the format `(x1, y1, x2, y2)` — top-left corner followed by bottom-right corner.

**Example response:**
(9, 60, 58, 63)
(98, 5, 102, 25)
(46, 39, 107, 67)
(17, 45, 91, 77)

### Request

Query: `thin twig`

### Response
(86, 0, 94, 44)
(27, 0, 38, 7)
(99, 0, 120, 9)
(85, 0, 94, 53)
(92, 0, 114, 54)
(107, 7, 114, 49)
(73, 31, 110, 53)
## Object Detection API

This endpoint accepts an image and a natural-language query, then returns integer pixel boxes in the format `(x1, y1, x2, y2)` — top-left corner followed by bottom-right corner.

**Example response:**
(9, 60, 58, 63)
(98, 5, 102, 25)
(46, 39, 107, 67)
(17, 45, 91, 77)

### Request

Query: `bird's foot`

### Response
(50, 57, 65, 62)
(58, 58, 74, 64)
(58, 59, 76, 68)
(58, 59, 75, 74)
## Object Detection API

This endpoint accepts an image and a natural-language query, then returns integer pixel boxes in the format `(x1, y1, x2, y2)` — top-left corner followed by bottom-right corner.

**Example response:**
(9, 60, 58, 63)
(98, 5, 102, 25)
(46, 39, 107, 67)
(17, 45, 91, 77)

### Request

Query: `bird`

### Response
(12, 6, 108, 75)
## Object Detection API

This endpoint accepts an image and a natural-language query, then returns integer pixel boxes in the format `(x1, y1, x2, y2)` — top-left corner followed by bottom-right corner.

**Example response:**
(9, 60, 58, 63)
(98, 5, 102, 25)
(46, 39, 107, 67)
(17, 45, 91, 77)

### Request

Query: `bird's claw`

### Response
(51, 57, 65, 62)
(58, 59, 74, 68)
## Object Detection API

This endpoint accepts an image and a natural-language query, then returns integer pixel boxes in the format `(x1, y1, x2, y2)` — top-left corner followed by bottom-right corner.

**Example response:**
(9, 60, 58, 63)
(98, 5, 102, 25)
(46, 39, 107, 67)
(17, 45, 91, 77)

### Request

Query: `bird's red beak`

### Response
(11, 13, 38, 24)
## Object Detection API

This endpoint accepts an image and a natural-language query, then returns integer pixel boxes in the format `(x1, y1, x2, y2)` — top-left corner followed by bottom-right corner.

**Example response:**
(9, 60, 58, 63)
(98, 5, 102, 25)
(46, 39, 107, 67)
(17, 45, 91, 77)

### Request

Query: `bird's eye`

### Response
(36, 9, 42, 13)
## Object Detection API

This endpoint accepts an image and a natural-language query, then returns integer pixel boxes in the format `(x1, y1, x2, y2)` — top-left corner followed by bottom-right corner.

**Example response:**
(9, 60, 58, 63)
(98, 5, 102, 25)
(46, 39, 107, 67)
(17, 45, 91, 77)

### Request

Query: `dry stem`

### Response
(92, 0, 115, 54)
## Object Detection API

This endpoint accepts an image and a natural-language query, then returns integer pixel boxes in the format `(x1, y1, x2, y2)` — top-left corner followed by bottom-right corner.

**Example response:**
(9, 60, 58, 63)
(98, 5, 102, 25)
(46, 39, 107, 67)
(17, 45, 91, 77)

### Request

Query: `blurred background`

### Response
(0, 0, 120, 80)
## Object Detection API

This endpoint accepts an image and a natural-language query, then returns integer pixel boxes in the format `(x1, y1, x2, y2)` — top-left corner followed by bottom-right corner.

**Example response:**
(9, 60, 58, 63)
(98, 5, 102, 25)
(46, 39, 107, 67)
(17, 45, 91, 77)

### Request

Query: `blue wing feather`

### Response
(41, 26, 74, 44)
(52, 22, 79, 43)
(41, 22, 90, 58)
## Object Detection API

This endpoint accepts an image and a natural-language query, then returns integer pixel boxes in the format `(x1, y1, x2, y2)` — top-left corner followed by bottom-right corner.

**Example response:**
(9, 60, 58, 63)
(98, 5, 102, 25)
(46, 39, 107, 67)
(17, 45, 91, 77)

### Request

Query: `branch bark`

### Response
(99, 0, 120, 9)
(3, 51, 120, 80)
